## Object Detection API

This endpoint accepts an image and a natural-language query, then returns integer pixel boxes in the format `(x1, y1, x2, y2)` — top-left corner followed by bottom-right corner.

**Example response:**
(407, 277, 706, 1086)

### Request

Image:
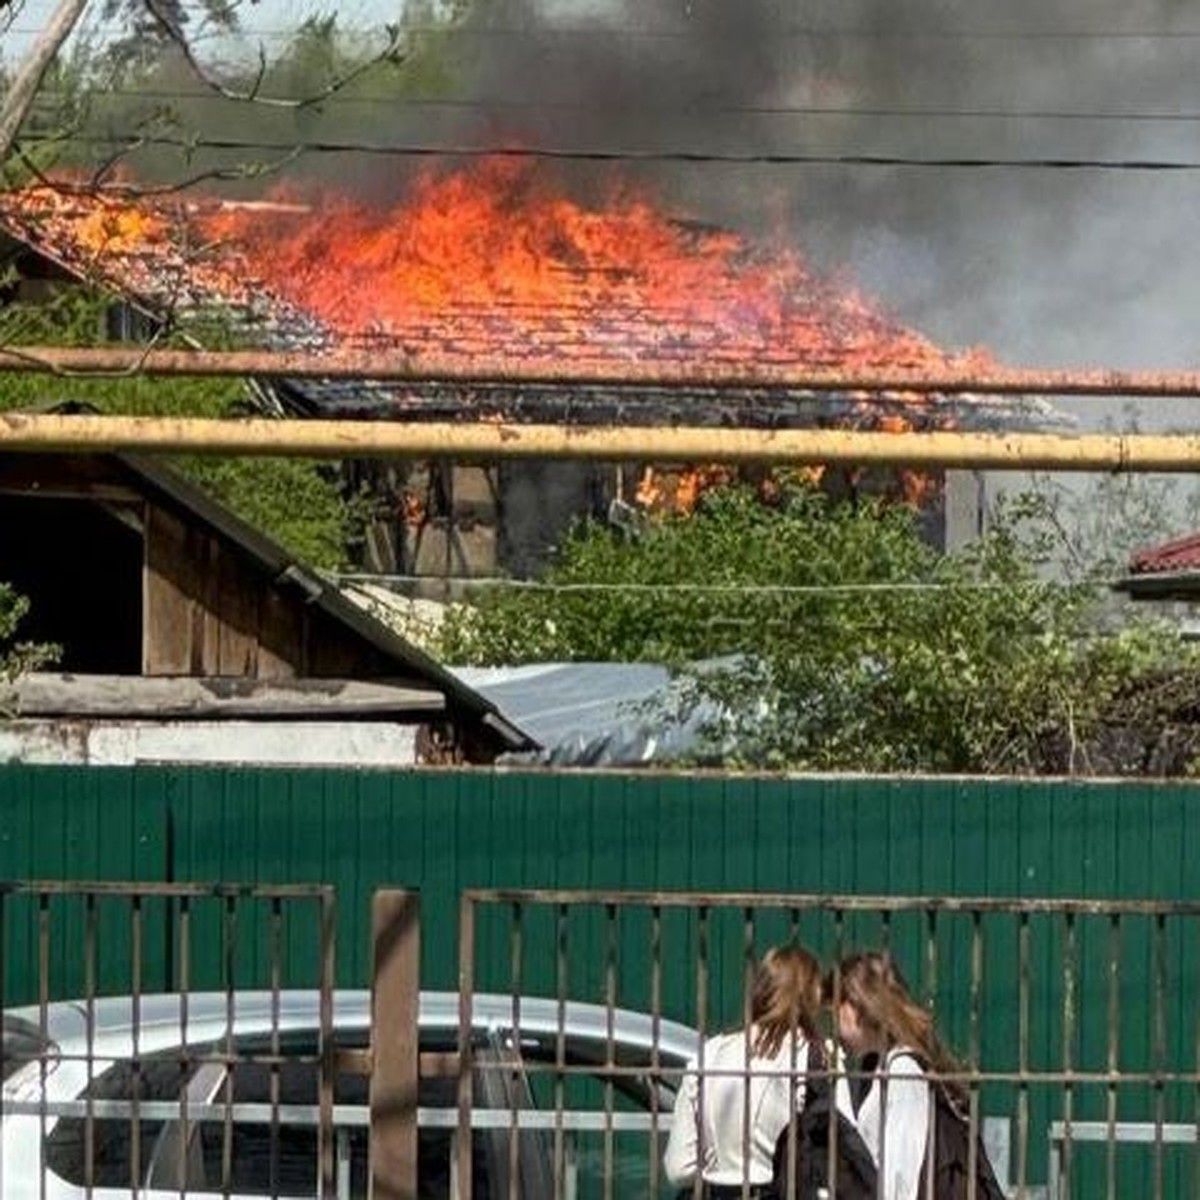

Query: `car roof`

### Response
(6, 990, 700, 1071)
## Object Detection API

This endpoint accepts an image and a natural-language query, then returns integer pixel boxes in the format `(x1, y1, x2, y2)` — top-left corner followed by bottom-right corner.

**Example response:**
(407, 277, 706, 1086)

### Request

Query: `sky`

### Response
(7, 0, 1200, 451)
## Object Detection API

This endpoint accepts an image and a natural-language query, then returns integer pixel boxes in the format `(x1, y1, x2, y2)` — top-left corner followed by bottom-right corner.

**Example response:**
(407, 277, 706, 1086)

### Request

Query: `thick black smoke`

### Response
(190, 0, 1200, 423)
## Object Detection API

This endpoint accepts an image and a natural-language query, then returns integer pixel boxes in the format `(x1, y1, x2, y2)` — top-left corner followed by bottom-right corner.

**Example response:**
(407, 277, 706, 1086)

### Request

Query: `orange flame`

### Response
(197, 160, 993, 379)
(0, 164, 989, 514)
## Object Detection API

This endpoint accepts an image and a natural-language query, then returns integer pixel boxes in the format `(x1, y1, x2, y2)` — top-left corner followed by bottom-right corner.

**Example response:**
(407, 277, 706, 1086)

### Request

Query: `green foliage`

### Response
(437, 481, 1197, 775)
(0, 583, 58, 684)
(0, 289, 363, 570)
(7, 2, 469, 188)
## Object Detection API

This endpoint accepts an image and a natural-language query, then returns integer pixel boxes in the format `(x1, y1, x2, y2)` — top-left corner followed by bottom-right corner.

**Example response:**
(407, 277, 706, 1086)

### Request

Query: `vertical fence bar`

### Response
(1194, 915, 1200, 1200)
(508, 901, 523, 1200)
(649, 904, 663, 1200)
(692, 906, 709, 1200)
(178, 894, 192, 1198)
(37, 892, 50, 1200)
(457, 894, 477, 1200)
(1061, 911, 1077, 1200)
(130, 893, 143, 1195)
(268, 897, 281, 1200)
(1017, 910, 1030, 1199)
(1106, 913, 1121, 1200)
(319, 888, 338, 1200)
(84, 891, 97, 1198)
(0, 889, 5, 1198)
(554, 903, 568, 1200)
(603, 902, 618, 1200)
(318, 888, 336, 1200)
(741, 906, 755, 1200)
(504, 902, 523, 1200)
(369, 889, 420, 1200)
(221, 894, 236, 1196)
(781, 906, 800, 1200)
(1153, 913, 1167, 1200)
(966, 911, 981, 1200)
(829, 907, 843, 1200)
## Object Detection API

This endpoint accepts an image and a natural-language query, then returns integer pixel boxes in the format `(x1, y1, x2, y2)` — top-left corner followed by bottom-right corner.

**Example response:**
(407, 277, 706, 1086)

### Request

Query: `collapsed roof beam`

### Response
(3, 412, 1200, 471)
(3, 344, 1200, 396)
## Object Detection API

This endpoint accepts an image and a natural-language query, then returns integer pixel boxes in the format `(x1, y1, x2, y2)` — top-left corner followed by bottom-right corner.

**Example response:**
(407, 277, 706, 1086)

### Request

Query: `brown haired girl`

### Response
(831, 951, 964, 1200)
(664, 945, 824, 1198)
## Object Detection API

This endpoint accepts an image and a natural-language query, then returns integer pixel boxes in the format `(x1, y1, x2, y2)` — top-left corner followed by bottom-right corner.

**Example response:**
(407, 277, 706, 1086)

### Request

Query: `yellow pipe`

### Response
(3, 412, 1200, 470)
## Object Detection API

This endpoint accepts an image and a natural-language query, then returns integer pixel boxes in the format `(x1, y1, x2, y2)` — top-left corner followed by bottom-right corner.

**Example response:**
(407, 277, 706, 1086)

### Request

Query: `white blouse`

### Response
(663, 1028, 811, 1189)
(836, 1046, 930, 1200)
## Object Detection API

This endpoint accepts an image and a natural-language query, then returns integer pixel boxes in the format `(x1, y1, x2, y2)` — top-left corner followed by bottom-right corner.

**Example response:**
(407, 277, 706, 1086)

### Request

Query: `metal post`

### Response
(370, 889, 422, 1200)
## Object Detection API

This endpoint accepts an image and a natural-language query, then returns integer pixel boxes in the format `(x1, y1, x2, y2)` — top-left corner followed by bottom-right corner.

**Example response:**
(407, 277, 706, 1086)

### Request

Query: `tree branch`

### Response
(0, 0, 89, 166)
(140, 0, 411, 109)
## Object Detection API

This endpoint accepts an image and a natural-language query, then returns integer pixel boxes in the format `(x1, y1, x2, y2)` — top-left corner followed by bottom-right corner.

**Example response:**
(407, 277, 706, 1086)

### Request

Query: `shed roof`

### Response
(1128, 530, 1200, 576)
(0, 413, 535, 755)
(1113, 529, 1200, 601)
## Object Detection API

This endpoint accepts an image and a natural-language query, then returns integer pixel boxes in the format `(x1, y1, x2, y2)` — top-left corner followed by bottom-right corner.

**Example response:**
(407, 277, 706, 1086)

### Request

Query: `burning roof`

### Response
(0, 163, 1068, 431)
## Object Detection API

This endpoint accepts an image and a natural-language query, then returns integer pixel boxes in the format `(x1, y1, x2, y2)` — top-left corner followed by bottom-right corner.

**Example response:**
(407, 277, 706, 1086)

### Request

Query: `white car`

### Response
(1, 992, 698, 1199)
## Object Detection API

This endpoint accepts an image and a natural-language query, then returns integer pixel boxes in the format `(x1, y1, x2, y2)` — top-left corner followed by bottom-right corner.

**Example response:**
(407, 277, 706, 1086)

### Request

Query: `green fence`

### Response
(2, 765, 1198, 994)
(2, 763, 1199, 1194)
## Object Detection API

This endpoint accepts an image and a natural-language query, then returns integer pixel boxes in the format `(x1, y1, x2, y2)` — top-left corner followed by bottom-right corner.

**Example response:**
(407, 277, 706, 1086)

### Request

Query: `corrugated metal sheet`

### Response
(2, 766, 1196, 986)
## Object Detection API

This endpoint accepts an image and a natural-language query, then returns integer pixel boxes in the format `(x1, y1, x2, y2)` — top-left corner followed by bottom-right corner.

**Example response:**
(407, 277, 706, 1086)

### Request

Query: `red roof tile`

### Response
(1129, 530, 1200, 575)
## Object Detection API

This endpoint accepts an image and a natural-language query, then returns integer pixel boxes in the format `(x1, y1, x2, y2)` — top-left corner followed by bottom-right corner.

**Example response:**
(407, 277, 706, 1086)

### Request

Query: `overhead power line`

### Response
(14, 21, 1200, 40)
(336, 574, 1114, 597)
(21, 131, 1200, 171)
(30, 88, 1200, 125)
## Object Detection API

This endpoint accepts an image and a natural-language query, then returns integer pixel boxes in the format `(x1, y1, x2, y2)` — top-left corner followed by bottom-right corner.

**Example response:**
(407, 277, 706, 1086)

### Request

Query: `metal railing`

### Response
(456, 889, 1200, 1200)
(6, 884, 1200, 1198)
(0, 879, 338, 1197)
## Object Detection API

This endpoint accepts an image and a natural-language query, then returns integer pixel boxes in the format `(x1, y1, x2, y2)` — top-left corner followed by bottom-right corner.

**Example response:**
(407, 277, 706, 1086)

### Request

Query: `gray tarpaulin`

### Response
(451, 662, 713, 766)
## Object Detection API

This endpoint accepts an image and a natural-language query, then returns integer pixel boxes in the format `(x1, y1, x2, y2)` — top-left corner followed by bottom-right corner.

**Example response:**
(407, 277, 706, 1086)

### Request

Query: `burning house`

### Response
(0, 164, 1068, 587)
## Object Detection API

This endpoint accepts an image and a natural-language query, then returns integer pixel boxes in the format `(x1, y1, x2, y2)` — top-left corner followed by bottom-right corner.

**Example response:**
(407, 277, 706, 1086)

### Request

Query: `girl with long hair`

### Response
(663, 944, 824, 1198)
(830, 951, 964, 1200)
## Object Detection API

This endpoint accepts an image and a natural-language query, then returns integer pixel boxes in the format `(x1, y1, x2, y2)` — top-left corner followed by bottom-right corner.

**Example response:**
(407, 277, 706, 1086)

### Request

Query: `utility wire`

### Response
(335, 574, 1119, 596)
(15, 22, 1200, 40)
(21, 132, 1200, 171)
(29, 89, 1200, 125)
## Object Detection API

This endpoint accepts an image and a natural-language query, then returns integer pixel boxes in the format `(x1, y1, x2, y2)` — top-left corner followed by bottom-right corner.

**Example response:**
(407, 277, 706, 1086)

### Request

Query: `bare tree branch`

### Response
(0, 0, 89, 166)
(140, 0, 412, 109)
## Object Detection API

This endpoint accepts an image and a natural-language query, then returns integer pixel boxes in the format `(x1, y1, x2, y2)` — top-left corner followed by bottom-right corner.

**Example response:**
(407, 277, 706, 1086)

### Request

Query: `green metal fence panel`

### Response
(3, 762, 1200, 1194)
(3, 765, 1200, 994)
(0, 766, 167, 1002)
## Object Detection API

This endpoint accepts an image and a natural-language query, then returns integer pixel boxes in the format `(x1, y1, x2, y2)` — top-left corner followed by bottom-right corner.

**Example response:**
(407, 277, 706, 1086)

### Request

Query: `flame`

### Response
(635, 465, 734, 515)
(0, 163, 991, 515)
(402, 489, 426, 526)
(196, 159, 993, 380)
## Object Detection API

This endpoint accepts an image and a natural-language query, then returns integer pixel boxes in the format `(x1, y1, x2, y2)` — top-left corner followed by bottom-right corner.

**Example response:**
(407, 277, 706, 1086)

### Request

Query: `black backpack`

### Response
(770, 1041, 878, 1200)
(916, 1064, 1007, 1200)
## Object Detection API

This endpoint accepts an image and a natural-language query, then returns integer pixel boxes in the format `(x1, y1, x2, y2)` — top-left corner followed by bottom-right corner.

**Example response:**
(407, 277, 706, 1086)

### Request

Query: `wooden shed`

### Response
(0, 447, 533, 764)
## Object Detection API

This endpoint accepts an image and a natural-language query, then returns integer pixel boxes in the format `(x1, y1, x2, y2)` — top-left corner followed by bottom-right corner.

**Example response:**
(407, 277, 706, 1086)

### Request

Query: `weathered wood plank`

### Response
(2, 674, 446, 717)
(143, 503, 194, 674)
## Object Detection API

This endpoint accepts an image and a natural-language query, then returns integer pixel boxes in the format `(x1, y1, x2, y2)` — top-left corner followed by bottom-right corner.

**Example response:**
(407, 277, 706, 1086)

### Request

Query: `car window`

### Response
(38, 1015, 688, 1199)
